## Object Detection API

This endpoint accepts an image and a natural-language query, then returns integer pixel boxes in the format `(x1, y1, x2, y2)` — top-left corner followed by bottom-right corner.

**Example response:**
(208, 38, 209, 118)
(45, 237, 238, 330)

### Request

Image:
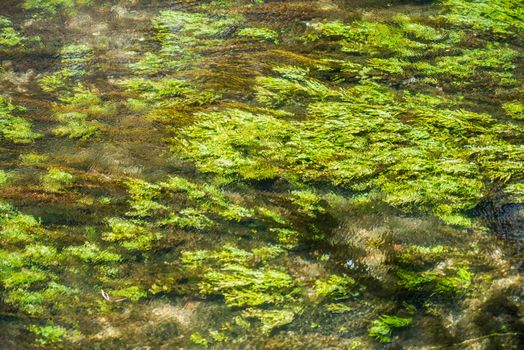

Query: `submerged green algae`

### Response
(368, 314, 412, 343)
(23, 0, 93, 17)
(165, 0, 524, 228)
(0, 97, 40, 144)
(0, 16, 25, 48)
(441, 0, 524, 37)
(0, 0, 523, 349)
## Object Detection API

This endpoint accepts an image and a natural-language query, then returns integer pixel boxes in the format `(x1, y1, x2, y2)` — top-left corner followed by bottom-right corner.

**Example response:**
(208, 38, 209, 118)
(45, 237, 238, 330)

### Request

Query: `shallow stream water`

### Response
(0, 0, 523, 349)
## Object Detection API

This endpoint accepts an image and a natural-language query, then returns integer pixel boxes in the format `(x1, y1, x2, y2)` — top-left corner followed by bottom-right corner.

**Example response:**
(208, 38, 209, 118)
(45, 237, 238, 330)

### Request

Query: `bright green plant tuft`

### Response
(29, 323, 67, 345)
(125, 178, 166, 217)
(504, 102, 524, 120)
(313, 274, 358, 302)
(190, 332, 209, 347)
(64, 242, 121, 263)
(238, 27, 279, 43)
(440, 0, 524, 37)
(41, 168, 74, 192)
(103, 217, 159, 251)
(243, 308, 296, 334)
(368, 315, 412, 343)
(23, 0, 93, 17)
(0, 97, 40, 144)
(53, 112, 101, 139)
(0, 170, 9, 187)
(0, 17, 25, 48)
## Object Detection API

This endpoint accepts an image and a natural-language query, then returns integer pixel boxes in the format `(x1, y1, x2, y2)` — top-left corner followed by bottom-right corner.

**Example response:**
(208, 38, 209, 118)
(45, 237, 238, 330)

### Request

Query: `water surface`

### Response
(0, 0, 523, 349)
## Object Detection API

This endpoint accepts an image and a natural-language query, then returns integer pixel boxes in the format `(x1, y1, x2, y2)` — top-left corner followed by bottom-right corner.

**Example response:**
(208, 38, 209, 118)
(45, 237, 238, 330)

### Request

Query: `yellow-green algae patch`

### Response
(0, 0, 523, 348)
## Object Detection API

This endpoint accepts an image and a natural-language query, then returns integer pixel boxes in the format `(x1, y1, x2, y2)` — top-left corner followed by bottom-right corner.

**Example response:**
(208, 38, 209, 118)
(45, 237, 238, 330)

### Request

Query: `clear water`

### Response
(0, 0, 523, 349)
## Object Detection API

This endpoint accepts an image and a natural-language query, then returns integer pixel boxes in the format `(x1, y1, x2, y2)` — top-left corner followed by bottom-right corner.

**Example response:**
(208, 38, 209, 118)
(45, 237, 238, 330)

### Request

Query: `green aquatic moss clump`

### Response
(0, 211, 41, 245)
(184, 246, 291, 298)
(313, 20, 426, 57)
(0, 197, 144, 339)
(397, 266, 472, 295)
(310, 7, 520, 91)
(118, 77, 221, 120)
(238, 27, 279, 43)
(243, 308, 296, 334)
(19, 153, 50, 167)
(181, 244, 301, 335)
(256, 66, 336, 106)
(504, 101, 524, 120)
(160, 176, 254, 223)
(440, 0, 524, 37)
(109, 285, 147, 302)
(60, 44, 94, 68)
(0, 97, 40, 144)
(103, 217, 159, 251)
(125, 178, 166, 217)
(164, 208, 214, 230)
(63, 242, 121, 264)
(0, 17, 25, 48)
(39, 44, 94, 94)
(41, 168, 74, 193)
(290, 189, 326, 218)
(313, 274, 358, 302)
(173, 45, 524, 225)
(0, 170, 9, 187)
(50, 86, 110, 140)
(181, 244, 285, 270)
(29, 323, 67, 345)
(200, 264, 296, 307)
(101, 175, 264, 256)
(368, 315, 412, 343)
(395, 243, 475, 299)
(128, 10, 243, 73)
(53, 112, 102, 139)
(190, 332, 209, 347)
(153, 10, 242, 42)
(57, 85, 113, 115)
(413, 42, 518, 87)
(0, 205, 76, 319)
(173, 109, 292, 180)
(38, 43, 107, 140)
(23, 0, 93, 17)
(171, 100, 486, 225)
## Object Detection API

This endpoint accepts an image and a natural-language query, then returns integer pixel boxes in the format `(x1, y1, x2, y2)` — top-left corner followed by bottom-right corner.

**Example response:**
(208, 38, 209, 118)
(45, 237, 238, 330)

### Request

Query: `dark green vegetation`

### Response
(1, 0, 523, 349)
